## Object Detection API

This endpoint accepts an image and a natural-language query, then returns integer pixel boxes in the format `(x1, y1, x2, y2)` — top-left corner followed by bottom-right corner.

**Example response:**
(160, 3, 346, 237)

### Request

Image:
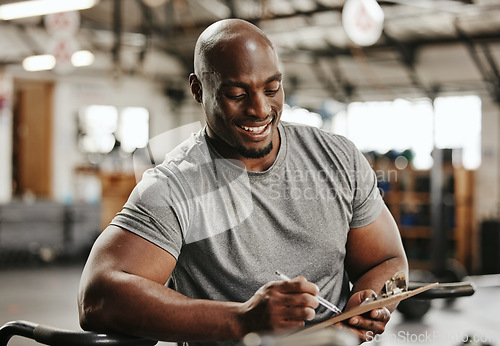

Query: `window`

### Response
(434, 96, 481, 170)
(281, 104, 323, 128)
(78, 105, 149, 155)
(335, 96, 481, 170)
(79, 105, 118, 154)
(116, 107, 149, 153)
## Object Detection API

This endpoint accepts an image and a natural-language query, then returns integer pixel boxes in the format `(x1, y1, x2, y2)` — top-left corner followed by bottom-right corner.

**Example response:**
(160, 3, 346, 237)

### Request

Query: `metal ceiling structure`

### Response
(1, 0, 500, 109)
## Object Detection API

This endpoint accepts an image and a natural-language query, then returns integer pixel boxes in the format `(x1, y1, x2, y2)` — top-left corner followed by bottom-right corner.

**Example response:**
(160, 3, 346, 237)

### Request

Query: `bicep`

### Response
(345, 205, 407, 283)
(82, 225, 176, 286)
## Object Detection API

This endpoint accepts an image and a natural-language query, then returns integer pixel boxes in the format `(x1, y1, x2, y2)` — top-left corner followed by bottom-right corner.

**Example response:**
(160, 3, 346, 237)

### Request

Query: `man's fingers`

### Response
(272, 277, 319, 326)
(347, 311, 389, 335)
(278, 305, 316, 321)
(278, 291, 320, 309)
(272, 292, 317, 322)
(243, 277, 324, 334)
(257, 279, 320, 325)
(340, 290, 393, 342)
(370, 307, 391, 322)
(269, 276, 321, 311)
(336, 323, 371, 343)
(277, 276, 320, 296)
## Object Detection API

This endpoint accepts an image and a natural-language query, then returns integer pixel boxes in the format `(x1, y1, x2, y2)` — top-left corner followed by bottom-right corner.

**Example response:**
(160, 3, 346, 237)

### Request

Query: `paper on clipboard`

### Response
(294, 282, 439, 336)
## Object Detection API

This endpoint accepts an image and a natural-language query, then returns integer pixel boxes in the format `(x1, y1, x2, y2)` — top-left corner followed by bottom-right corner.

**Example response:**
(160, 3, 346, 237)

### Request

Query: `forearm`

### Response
(79, 271, 245, 342)
(349, 255, 408, 312)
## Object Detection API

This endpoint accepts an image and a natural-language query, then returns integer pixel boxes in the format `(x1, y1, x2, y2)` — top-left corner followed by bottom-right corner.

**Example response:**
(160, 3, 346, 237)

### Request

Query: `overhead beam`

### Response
(482, 44, 500, 90)
(456, 22, 500, 104)
(312, 56, 351, 103)
(382, 31, 432, 98)
(136, 0, 153, 71)
(112, 0, 122, 73)
(301, 31, 500, 59)
(224, 0, 236, 18)
(13, 23, 45, 56)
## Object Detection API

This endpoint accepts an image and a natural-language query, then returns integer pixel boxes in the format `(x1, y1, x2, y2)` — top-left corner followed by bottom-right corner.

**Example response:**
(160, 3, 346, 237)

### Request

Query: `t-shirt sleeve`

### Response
(110, 167, 186, 259)
(349, 144, 384, 228)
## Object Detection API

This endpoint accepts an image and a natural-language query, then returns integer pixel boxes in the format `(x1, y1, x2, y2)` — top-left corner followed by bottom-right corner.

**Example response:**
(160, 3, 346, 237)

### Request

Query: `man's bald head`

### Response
(193, 19, 276, 78)
(188, 18, 284, 165)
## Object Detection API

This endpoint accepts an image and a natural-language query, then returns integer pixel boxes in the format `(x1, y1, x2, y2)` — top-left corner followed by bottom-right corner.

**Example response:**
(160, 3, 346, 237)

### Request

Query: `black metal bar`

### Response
(481, 44, 500, 82)
(455, 21, 500, 103)
(381, 31, 437, 99)
(112, 0, 122, 71)
(0, 320, 158, 346)
(136, 0, 153, 72)
(430, 146, 446, 276)
(33, 325, 157, 346)
(224, 0, 236, 18)
(12, 23, 44, 56)
(408, 281, 475, 299)
(0, 320, 36, 346)
(311, 56, 349, 103)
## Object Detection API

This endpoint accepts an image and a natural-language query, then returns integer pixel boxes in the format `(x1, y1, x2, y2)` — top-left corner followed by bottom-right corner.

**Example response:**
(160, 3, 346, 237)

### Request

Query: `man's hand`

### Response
(338, 289, 391, 343)
(239, 276, 320, 335)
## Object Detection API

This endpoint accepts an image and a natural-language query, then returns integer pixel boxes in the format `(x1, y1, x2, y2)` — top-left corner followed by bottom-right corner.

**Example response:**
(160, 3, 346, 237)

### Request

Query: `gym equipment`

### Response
(0, 281, 474, 345)
(397, 275, 475, 320)
(0, 320, 157, 346)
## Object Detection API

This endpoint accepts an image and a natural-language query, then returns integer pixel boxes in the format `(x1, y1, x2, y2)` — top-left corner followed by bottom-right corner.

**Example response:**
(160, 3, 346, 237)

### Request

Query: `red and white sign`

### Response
(342, 0, 385, 46)
(48, 35, 79, 73)
(44, 10, 82, 73)
(44, 11, 80, 36)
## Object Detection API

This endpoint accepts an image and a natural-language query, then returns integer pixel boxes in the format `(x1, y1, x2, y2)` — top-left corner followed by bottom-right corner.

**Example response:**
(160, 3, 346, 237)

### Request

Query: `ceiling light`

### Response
(22, 54, 56, 71)
(72, 50, 94, 67)
(0, 0, 99, 21)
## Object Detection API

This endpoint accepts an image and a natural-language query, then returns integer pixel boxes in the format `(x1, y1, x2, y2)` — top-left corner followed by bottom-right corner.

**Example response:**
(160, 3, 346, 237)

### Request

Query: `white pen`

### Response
(275, 271, 342, 315)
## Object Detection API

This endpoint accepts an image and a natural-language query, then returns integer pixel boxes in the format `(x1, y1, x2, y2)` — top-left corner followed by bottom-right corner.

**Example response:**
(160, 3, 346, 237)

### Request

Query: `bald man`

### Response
(78, 19, 407, 345)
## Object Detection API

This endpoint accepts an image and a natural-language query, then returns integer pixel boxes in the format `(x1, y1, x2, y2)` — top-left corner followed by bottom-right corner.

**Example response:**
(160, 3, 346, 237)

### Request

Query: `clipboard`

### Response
(294, 282, 439, 336)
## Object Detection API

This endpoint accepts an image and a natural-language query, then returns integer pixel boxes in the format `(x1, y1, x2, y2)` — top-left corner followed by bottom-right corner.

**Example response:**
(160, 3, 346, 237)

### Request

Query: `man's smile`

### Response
(236, 117, 274, 140)
(239, 123, 268, 133)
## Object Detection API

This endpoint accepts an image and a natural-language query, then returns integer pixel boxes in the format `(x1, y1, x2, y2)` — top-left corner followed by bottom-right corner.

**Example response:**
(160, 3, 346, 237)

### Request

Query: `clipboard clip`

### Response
(361, 271, 408, 305)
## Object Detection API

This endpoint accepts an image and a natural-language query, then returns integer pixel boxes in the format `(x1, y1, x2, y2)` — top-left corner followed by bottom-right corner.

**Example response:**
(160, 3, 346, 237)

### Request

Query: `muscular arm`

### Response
(342, 205, 408, 340)
(346, 204, 408, 298)
(78, 225, 319, 342)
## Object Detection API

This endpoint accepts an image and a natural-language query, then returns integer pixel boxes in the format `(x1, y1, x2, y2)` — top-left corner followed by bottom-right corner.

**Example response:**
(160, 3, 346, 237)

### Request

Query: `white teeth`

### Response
(241, 124, 268, 133)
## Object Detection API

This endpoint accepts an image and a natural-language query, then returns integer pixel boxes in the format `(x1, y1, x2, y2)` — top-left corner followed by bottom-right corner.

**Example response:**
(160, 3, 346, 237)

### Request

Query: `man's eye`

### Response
(265, 83, 281, 96)
(225, 93, 245, 100)
(265, 87, 280, 96)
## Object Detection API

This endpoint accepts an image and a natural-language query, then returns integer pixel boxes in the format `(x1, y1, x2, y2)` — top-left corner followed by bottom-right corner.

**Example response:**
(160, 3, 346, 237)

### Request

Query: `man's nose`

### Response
(246, 92, 271, 118)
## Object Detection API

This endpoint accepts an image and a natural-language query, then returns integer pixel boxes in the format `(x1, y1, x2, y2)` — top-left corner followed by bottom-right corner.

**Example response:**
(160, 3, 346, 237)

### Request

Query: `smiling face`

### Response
(190, 20, 284, 170)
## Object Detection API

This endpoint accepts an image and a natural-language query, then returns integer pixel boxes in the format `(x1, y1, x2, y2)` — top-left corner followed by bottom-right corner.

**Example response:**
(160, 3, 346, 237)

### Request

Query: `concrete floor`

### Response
(0, 262, 499, 346)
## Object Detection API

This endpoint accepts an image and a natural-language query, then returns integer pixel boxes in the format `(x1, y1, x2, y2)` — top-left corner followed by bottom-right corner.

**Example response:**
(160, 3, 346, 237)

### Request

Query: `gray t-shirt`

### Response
(111, 121, 383, 336)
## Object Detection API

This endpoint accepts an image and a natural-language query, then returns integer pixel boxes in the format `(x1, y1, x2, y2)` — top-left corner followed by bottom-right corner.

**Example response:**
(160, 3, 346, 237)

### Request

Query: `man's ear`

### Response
(189, 73, 203, 103)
